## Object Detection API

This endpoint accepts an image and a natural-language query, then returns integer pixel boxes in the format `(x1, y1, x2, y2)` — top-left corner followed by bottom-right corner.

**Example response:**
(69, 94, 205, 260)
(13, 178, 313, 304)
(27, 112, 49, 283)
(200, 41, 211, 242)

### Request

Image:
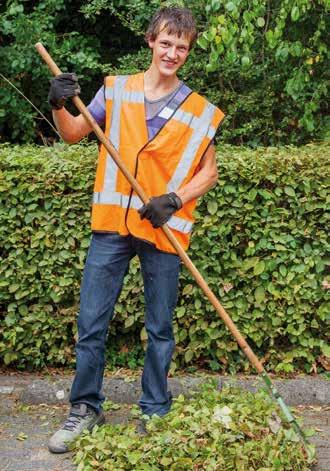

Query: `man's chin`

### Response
(158, 66, 179, 77)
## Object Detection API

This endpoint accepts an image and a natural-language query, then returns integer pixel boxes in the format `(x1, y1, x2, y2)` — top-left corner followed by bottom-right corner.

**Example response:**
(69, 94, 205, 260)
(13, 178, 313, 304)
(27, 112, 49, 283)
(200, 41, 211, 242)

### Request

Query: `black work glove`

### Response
(48, 73, 81, 110)
(138, 192, 182, 228)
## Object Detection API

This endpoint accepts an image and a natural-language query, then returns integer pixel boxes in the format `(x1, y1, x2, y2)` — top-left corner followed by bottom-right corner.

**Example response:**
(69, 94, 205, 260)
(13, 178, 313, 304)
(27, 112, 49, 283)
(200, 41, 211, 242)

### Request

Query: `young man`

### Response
(48, 7, 224, 453)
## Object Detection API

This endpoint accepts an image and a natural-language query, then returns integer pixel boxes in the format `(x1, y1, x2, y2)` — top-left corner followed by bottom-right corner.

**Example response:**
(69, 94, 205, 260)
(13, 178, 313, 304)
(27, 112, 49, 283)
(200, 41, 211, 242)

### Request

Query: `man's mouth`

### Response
(163, 60, 177, 67)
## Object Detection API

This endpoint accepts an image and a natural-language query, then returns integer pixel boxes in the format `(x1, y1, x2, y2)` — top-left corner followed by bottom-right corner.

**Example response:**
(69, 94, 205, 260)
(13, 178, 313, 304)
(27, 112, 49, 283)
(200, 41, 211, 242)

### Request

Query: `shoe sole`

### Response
(48, 413, 106, 454)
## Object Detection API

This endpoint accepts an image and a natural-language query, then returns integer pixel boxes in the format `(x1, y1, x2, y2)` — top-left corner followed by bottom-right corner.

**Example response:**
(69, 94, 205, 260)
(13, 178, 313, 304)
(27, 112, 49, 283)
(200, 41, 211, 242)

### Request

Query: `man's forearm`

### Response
(53, 108, 91, 144)
(176, 166, 218, 205)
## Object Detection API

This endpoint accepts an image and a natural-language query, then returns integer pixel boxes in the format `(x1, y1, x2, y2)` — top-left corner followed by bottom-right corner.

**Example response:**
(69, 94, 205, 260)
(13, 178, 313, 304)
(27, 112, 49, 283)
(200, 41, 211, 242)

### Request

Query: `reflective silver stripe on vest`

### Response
(102, 76, 128, 198)
(173, 108, 194, 126)
(167, 216, 192, 233)
(172, 108, 216, 136)
(110, 76, 128, 150)
(122, 90, 144, 103)
(93, 191, 146, 210)
(93, 191, 192, 233)
(105, 87, 144, 103)
(105, 87, 114, 100)
(167, 103, 217, 193)
(93, 191, 142, 208)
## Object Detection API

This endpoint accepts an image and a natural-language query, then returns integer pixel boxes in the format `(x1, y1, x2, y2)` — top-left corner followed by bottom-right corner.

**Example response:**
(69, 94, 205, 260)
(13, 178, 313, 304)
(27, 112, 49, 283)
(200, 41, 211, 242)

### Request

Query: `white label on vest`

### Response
(158, 106, 173, 120)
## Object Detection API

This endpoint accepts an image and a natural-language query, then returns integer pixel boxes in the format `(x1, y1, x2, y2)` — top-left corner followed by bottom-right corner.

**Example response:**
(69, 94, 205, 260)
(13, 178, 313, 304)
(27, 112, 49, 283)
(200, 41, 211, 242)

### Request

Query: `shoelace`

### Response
(62, 411, 91, 431)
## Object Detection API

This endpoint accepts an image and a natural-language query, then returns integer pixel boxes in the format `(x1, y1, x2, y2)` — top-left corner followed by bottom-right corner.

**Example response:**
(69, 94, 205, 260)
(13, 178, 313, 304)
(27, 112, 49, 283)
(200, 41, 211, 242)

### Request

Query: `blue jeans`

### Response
(70, 232, 180, 417)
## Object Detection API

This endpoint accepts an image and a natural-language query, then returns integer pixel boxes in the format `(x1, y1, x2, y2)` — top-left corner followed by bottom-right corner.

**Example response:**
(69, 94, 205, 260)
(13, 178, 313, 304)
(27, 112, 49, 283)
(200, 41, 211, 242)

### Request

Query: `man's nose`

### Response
(167, 46, 177, 60)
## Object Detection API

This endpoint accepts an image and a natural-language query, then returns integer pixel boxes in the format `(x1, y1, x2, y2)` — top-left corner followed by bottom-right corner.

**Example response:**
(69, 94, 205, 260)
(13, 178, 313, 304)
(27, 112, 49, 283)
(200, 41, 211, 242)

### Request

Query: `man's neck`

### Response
(144, 65, 180, 101)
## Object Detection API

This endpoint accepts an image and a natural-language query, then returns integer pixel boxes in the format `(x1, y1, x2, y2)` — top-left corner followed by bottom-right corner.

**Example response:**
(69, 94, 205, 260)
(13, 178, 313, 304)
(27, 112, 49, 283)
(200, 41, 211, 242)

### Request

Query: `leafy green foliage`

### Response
(0, 0, 328, 145)
(0, 0, 108, 142)
(73, 384, 315, 470)
(81, 0, 160, 36)
(0, 143, 93, 366)
(105, 341, 145, 370)
(197, 0, 329, 145)
(0, 143, 329, 371)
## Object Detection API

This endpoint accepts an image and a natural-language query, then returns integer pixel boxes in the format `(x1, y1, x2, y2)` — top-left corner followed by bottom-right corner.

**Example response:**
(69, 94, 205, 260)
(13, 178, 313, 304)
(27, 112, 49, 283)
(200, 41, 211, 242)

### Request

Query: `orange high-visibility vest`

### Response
(92, 73, 225, 253)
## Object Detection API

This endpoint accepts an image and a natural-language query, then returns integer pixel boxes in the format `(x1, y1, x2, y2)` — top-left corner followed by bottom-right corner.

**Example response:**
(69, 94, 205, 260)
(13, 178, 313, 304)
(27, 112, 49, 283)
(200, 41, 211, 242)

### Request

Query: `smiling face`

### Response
(148, 28, 191, 78)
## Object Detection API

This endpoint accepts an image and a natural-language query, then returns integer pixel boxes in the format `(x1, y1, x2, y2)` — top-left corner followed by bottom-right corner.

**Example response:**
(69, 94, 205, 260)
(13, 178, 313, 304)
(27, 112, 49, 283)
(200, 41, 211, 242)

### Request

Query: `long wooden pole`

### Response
(35, 42, 310, 451)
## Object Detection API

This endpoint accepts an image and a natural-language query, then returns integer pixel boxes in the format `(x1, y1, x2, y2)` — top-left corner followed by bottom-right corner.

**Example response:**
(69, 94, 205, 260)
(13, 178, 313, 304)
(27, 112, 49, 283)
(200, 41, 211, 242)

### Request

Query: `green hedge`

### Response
(0, 143, 329, 372)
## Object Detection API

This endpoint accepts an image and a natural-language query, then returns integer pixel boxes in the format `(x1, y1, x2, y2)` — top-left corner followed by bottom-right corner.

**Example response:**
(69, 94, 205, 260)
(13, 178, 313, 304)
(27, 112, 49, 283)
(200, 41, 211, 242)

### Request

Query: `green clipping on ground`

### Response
(73, 383, 315, 470)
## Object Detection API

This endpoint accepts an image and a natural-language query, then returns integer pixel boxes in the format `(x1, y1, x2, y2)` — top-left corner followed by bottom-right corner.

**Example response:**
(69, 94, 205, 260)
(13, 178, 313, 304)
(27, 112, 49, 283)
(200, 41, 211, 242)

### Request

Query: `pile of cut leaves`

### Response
(74, 383, 315, 470)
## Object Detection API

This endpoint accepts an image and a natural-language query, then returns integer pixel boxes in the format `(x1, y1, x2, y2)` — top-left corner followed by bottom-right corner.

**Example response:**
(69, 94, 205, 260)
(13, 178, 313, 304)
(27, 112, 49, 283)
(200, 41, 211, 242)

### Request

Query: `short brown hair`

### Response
(145, 7, 198, 49)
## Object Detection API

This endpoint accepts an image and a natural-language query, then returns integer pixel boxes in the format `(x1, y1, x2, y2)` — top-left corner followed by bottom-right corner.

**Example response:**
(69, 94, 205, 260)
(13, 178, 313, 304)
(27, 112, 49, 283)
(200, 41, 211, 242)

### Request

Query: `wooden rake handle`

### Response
(35, 42, 264, 374)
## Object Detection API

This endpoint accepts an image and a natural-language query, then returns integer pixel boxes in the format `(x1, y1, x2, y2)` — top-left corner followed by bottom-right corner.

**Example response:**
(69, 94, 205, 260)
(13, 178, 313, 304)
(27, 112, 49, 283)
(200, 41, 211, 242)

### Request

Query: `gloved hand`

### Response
(48, 73, 81, 110)
(138, 192, 182, 228)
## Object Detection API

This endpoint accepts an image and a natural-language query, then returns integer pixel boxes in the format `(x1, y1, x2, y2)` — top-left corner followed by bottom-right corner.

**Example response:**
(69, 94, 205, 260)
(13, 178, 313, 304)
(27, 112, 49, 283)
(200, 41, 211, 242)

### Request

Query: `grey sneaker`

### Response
(48, 403, 105, 454)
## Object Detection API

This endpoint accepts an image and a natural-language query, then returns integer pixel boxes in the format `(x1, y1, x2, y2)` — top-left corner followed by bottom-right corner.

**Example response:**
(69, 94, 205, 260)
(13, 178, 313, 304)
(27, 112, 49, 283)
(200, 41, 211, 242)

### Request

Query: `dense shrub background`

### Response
(0, 143, 328, 372)
(0, 0, 328, 145)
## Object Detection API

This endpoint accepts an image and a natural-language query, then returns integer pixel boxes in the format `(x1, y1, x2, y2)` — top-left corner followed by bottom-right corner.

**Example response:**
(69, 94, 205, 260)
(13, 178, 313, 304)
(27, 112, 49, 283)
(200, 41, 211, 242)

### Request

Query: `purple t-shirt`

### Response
(87, 86, 106, 126)
(87, 81, 192, 140)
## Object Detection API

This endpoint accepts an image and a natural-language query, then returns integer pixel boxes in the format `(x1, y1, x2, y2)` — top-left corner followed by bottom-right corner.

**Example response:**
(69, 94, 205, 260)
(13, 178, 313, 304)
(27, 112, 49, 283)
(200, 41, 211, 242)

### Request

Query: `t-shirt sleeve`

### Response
(87, 85, 106, 126)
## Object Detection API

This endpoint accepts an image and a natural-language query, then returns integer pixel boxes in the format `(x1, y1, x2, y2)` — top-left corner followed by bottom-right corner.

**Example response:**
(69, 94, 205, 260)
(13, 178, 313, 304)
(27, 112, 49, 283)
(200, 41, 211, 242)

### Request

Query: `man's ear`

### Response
(148, 39, 155, 50)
